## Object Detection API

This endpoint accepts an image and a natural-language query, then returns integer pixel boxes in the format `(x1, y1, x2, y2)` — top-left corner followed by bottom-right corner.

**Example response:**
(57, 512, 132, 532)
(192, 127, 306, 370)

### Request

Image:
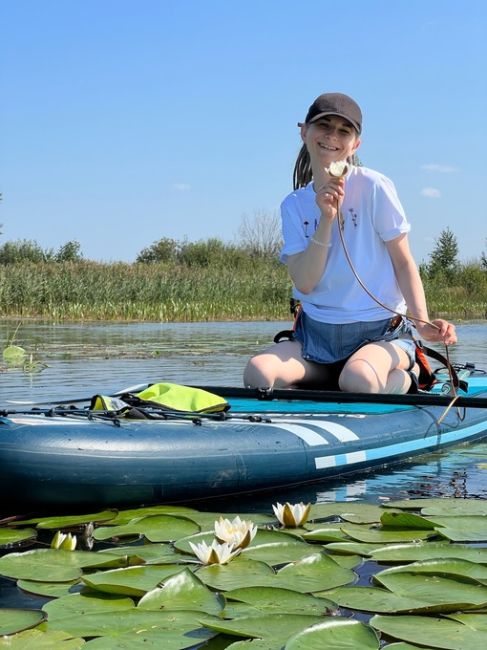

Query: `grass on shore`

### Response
(0, 260, 486, 322)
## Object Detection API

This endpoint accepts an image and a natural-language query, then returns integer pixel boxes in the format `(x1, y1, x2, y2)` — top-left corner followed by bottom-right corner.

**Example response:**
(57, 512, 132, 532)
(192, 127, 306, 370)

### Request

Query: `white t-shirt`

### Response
(280, 165, 410, 324)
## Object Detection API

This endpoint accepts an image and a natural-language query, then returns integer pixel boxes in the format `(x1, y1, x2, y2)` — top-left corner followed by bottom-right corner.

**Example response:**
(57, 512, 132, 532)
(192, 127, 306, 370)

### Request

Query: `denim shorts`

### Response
(293, 311, 416, 368)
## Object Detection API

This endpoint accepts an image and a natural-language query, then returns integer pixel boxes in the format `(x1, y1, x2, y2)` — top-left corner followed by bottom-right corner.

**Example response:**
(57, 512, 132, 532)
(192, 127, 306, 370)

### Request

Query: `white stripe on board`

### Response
(8, 417, 91, 426)
(314, 421, 359, 442)
(270, 423, 329, 446)
(345, 451, 367, 464)
(234, 419, 329, 446)
(315, 455, 336, 469)
(277, 419, 358, 443)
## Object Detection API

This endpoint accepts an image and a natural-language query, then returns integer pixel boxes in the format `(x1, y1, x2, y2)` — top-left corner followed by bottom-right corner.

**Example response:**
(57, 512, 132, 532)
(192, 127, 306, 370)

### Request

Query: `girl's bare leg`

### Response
(339, 341, 417, 394)
(243, 340, 332, 389)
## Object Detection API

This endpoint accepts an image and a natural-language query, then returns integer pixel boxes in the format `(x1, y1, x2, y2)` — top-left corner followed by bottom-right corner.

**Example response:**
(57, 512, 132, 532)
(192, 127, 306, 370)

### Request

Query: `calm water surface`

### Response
(1, 319, 487, 510)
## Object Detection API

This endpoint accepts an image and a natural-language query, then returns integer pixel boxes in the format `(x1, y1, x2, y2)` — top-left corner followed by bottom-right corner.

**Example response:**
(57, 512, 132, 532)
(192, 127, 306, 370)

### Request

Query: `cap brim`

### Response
(308, 111, 361, 134)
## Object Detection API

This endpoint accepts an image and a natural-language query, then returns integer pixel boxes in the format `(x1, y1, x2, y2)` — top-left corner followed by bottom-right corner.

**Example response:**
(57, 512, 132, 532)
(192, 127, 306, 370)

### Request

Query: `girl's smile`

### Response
(301, 115, 360, 164)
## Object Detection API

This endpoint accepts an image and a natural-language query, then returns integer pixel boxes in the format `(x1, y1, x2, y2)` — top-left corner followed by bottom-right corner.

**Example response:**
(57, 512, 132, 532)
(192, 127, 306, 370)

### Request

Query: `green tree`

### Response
(427, 227, 459, 278)
(136, 237, 178, 263)
(56, 240, 83, 262)
(0, 239, 54, 264)
(178, 237, 229, 267)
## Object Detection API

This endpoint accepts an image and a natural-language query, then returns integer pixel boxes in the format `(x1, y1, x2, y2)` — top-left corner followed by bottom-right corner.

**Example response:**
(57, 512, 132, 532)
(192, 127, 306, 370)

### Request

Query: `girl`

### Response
(244, 92, 457, 394)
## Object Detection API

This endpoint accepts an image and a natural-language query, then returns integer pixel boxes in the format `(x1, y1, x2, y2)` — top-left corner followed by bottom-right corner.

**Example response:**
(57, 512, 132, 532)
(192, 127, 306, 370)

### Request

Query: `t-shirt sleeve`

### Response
(279, 195, 309, 263)
(372, 175, 411, 241)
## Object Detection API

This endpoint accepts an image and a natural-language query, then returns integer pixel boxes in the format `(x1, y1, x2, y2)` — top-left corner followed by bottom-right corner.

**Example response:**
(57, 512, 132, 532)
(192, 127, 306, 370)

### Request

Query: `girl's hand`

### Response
(417, 319, 457, 345)
(315, 176, 345, 221)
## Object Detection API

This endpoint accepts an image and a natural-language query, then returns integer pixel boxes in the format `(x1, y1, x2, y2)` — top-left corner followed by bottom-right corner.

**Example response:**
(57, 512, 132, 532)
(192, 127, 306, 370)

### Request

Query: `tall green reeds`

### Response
(0, 259, 485, 322)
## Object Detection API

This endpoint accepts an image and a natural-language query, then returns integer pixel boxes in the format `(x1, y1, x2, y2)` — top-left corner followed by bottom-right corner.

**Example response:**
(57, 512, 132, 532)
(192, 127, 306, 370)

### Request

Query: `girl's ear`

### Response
(351, 136, 361, 154)
(300, 123, 308, 143)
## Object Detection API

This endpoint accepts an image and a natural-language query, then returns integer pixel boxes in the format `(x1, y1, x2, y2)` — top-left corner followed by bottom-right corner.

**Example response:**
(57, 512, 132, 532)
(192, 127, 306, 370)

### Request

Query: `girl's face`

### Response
(301, 115, 360, 164)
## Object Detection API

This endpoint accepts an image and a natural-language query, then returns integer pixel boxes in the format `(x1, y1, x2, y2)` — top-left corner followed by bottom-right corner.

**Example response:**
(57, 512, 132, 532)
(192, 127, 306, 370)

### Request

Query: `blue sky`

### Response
(1, 0, 486, 263)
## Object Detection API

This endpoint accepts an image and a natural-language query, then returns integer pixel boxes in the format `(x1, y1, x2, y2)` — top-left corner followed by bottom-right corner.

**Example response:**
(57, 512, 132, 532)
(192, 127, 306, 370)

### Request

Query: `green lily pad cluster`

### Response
(1, 498, 487, 648)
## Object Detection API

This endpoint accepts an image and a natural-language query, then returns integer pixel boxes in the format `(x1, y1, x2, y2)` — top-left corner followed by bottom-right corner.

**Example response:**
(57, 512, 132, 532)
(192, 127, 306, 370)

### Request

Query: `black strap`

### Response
(421, 344, 468, 392)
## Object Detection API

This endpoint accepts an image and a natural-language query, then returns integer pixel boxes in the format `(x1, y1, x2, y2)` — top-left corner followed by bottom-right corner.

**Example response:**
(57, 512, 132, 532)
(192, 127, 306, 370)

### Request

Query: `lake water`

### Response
(1, 319, 487, 512)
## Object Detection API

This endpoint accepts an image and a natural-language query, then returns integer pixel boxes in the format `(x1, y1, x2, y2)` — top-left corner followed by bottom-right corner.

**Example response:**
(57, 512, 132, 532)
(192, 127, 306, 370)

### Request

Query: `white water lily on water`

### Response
(50, 531, 77, 551)
(214, 516, 257, 549)
(189, 539, 241, 565)
(273, 502, 311, 528)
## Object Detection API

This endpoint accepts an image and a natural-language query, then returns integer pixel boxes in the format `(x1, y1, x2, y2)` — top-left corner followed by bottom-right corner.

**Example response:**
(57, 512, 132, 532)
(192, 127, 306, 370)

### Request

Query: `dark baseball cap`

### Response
(303, 93, 362, 134)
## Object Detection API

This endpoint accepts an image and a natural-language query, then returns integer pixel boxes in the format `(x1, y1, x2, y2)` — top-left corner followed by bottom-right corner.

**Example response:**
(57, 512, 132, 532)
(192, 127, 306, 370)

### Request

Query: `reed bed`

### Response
(0, 260, 485, 322)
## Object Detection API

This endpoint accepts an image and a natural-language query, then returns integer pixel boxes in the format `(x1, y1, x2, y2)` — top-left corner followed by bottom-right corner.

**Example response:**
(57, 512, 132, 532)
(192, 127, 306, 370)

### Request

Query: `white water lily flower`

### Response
(189, 539, 241, 565)
(214, 516, 257, 549)
(51, 531, 77, 551)
(326, 160, 349, 178)
(272, 502, 311, 528)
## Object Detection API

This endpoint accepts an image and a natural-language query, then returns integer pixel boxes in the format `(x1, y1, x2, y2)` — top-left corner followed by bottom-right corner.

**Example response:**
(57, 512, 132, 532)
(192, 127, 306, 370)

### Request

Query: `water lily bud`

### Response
(51, 531, 77, 551)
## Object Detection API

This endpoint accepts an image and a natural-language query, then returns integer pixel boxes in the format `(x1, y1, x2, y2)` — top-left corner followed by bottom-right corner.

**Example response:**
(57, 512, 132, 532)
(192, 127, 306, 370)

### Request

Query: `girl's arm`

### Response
(287, 148, 345, 293)
(386, 234, 457, 345)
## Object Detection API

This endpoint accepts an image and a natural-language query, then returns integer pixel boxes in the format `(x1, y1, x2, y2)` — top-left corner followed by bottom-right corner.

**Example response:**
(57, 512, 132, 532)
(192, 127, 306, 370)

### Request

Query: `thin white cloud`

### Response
(173, 183, 191, 191)
(421, 187, 441, 198)
(421, 164, 459, 173)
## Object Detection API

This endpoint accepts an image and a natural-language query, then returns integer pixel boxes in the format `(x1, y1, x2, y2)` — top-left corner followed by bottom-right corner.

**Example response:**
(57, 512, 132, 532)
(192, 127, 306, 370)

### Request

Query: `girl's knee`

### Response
(339, 359, 381, 393)
(243, 354, 275, 389)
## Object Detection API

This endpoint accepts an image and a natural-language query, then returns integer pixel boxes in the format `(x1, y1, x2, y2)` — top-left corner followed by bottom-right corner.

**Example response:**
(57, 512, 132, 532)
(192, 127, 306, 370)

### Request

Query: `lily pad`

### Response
(273, 552, 356, 592)
(34, 510, 117, 529)
(427, 515, 487, 542)
(106, 505, 199, 526)
(341, 523, 435, 544)
(370, 613, 487, 648)
(380, 511, 437, 529)
(321, 585, 452, 614)
(375, 558, 487, 584)
(373, 572, 487, 610)
(3, 344, 27, 364)
(0, 608, 45, 635)
(0, 548, 136, 582)
(45, 607, 219, 640)
(446, 612, 487, 631)
(201, 613, 327, 643)
(43, 591, 135, 620)
(137, 568, 223, 614)
(93, 514, 200, 543)
(285, 618, 380, 649)
(97, 542, 179, 564)
(18, 578, 80, 598)
(0, 628, 85, 648)
(223, 586, 335, 618)
(302, 525, 349, 542)
(421, 500, 487, 516)
(196, 557, 276, 591)
(82, 564, 188, 597)
(370, 541, 487, 564)
(0, 527, 37, 547)
(309, 503, 385, 524)
(241, 541, 320, 565)
(186, 511, 272, 530)
(384, 498, 450, 510)
(324, 542, 383, 556)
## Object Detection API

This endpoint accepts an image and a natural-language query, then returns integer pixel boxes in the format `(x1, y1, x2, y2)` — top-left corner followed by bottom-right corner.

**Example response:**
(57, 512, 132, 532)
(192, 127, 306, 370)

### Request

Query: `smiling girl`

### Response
(244, 92, 456, 394)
